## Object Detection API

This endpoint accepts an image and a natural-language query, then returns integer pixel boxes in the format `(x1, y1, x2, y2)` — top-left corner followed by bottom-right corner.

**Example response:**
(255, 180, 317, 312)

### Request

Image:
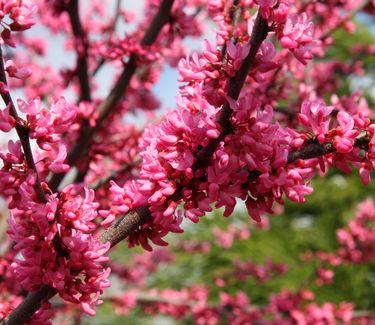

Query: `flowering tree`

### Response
(0, 0, 374, 324)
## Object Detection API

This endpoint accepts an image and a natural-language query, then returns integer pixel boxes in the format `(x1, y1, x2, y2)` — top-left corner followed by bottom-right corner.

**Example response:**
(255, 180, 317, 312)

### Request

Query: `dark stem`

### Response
(287, 133, 369, 164)
(193, 12, 269, 170)
(99, 206, 151, 248)
(66, 0, 91, 102)
(1, 286, 57, 325)
(91, 162, 138, 190)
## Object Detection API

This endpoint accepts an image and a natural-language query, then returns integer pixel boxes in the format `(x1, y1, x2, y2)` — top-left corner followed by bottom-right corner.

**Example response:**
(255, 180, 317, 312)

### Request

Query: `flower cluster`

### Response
(102, 3, 360, 250)
(276, 12, 316, 64)
(0, 0, 38, 47)
(6, 179, 111, 316)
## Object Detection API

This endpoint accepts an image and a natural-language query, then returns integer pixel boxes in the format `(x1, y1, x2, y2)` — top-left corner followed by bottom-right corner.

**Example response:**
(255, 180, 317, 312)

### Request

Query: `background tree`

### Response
(0, 0, 374, 324)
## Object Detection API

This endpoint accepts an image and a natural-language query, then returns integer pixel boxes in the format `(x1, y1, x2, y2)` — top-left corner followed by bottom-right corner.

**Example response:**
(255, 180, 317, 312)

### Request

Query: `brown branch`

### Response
(48, 0, 175, 191)
(193, 11, 269, 170)
(287, 142, 335, 164)
(287, 132, 369, 164)
(94, 0, 175, 127)
(99, 206, 151, 248)
(92, 0, 123, 76)
(0, 47, 46, 203)
(1, 286, 57, 325)
(65, 0, 91, 102)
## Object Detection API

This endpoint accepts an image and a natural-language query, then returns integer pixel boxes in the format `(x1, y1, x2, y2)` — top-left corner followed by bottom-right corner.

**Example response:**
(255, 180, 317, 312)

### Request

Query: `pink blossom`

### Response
(226, 41, 250, 70)
(0, 0, 38, 46)
(332, 111, 358, 153)
(277, 13, 316, 64)
(255, 0, 278, 19)
(5, 60, 32, 79)
(48, 144, 69, 173)
(316, 267, 334, 285)
(298, 100, 334, 143)
(0, 105, 14, 132)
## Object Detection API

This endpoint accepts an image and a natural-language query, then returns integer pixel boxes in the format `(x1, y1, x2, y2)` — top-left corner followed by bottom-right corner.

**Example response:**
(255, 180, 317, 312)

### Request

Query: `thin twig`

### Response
(92, 0, 123, 76)
(91, 162, 138, 190)
(66, 0, 91, 102)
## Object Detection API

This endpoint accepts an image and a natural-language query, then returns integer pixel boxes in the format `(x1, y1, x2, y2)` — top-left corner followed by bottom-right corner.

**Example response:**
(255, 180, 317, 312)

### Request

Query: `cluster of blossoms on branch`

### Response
(0, 0, 374, 324)
(102, 0, 374, 253)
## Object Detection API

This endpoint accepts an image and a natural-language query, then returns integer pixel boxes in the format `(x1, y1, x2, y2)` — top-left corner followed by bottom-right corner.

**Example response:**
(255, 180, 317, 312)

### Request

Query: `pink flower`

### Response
(48, 144, 70, 173)
(5, 60, 32, 79)
(0, 105, 14, 132)
(277, 13, 316, 64)
(332, 111, 358, 153)
(226, 41, 251, 71)
(255, 0, 278, 19)
(0, 0, 38, 46)
(298, 100, 334, 143)
(316, 267, 334, 285)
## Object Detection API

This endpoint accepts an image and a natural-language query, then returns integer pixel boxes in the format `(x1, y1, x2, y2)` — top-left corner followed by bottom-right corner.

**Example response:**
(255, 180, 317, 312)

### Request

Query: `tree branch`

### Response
(99, 206, 151, 248)
(65, 0, 91, 102)
(287, 132, 369, 164)
(2, 286, 57, 325)
(193, 11, 269, 170)
(91, 161, 139, 191)
(48, 0, 175, 191)
(0, 46, 46, 203)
